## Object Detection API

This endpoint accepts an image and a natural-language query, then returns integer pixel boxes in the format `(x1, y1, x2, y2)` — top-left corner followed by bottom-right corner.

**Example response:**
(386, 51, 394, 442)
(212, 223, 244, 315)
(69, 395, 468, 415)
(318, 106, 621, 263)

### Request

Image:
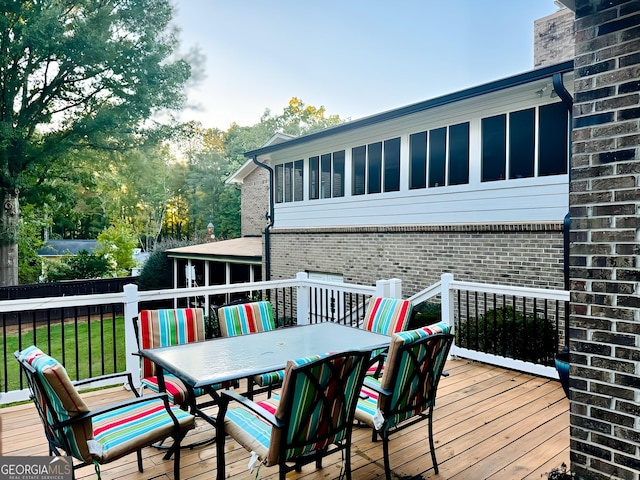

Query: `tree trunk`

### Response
(0, 189, 19, 286)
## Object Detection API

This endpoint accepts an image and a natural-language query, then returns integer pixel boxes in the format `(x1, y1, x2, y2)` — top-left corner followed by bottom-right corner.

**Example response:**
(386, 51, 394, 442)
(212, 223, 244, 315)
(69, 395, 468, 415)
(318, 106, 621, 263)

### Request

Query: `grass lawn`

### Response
(1, 317, 126, 395)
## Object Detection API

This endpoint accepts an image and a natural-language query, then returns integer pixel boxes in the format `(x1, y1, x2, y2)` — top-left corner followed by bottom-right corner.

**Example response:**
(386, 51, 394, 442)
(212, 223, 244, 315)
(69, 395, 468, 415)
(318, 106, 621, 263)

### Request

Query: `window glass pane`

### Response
(449, 122, 469, 185)
(275, 164, 283, 203)
(509, 108, 535, 179)
(383, 137, 401, 192)
(309, 156, 319, 200)
(320, 153, 331, 199)
(294, 160, 303, 201)
(482, 114, 507, 182)
(409, 131, 427, 189)
(539, 102, 568, 176)
(284, 162, 293, 202)
(428, 127, 446, 187)
(352, 146, 366, 195)
(367, 142, 382, 194)
(332, 150, 345, 197)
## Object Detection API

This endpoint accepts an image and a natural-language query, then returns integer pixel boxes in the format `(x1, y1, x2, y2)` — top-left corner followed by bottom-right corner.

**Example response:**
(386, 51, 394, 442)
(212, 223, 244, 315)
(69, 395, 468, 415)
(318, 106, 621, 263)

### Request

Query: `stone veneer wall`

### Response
(239, 166, 270, 237)
(268, 223, 564, 296)
(534, 7, 576, 67)
(570, 0, 640, 479)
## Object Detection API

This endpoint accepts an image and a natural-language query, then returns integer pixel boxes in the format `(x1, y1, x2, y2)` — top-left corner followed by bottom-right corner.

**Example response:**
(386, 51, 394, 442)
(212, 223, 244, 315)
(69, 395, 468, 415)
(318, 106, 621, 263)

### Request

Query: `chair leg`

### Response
(382, 433, 392, 480)
(345, 445, 352, 480)
(136, 450, 143, 472)
(173, 434, 182, 480)
(428, 413, 439, 474)
(216, 427, 226, 480)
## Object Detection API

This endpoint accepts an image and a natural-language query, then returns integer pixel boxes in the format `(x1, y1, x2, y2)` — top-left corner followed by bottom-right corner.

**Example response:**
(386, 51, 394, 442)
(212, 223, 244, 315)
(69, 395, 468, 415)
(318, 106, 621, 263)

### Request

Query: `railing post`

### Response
(375, 279, 390, 297)
(387, 278, 402, 298)
(296, 271, 310, 325)
(124, 283, 141, 389)
(440, 273, 455, 332)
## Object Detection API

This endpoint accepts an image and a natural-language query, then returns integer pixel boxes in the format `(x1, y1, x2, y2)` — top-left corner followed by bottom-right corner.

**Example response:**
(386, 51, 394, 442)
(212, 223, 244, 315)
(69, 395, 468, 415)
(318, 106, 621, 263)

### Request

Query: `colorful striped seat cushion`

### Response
(138, 308, 206, 378)
(253, 369, 285, 387)
(362, 297, 412, 336)
(141, 374, 208, 405)
(355, 322, 452, 431)
(225, 353, 365, 467)
(19, 346, 94, 463)
(218, 301, 275, 337)
(92, 397, 194, 463)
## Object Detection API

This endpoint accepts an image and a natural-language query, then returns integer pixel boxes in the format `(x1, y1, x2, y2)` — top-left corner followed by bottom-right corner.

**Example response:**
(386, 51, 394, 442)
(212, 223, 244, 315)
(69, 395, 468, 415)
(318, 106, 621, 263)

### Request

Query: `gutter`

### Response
(252, 155, 274, 281)
(553, 71, 573, 352)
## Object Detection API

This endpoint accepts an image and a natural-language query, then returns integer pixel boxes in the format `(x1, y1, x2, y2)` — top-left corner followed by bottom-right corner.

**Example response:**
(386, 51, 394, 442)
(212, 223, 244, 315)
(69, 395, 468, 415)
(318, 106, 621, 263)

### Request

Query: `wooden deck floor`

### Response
(0, 359, 569, 480)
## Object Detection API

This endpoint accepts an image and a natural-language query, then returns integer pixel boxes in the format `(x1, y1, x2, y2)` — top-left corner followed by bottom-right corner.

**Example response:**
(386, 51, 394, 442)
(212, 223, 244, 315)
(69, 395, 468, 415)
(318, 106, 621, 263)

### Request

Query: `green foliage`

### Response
(543, 463, 573, 479)
(408, 302, 442, 329)
(96, 221, 138, 276)
(457, 305, 557, 365)
(45, 250, 110, 281)
(17, 204, 49, 284)
(136, 238, 194, 290)
(0, 0, 190, 284)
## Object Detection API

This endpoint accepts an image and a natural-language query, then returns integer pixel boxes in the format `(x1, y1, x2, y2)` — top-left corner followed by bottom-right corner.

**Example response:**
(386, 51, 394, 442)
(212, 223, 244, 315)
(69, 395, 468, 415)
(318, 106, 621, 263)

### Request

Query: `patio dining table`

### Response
(139, 322, 391, 428)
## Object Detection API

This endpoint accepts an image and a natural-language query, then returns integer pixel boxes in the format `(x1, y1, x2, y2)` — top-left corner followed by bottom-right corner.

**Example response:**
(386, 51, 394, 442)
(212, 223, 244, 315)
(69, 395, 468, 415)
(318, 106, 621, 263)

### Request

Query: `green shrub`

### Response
(136, 238, 194, 290)
(408, 301, 441, 329)
(457, 305, 556, 364)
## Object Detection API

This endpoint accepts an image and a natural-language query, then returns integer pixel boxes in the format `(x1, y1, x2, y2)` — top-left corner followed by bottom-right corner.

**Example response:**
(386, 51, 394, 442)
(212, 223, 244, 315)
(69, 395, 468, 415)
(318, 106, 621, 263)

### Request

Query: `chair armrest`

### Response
(219, 389, 281, 428)
(363, 377, 392, 398)
(72, 372, 139, 397)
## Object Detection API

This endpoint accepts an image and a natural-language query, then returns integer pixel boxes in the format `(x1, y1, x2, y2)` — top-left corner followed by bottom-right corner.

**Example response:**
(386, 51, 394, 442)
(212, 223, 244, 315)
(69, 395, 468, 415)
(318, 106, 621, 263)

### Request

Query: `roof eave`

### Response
(244, 60, 574, 158)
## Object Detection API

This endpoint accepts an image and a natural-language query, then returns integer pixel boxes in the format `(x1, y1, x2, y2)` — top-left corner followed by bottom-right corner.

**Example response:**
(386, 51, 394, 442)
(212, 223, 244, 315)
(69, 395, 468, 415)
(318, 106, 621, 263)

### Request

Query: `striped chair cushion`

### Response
(92, 397, 194, 463)
(19, 346, 94, 463)
(140, 374, 207, 405)
(355, 322, 452, 431)
(253, 369, 286, 387)
(138, 308, 210, 404)
(218, 301, 275, 337)
(362, 297, 412, 336)
(363, 297, 413, 376)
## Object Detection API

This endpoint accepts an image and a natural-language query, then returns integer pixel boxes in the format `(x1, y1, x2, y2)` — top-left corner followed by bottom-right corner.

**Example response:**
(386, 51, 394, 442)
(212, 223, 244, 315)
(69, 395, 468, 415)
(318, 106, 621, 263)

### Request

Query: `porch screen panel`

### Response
(367, 142, 382, 194)
(481, 114, 507, 182)
(538, 102, 568, 176)
(509, 108, 535, 179)
(409, 131, 427, 189)
(352, 146, 366, 196)
(383, 137, 401, 192)
(309, 156, 319, 200)
(275, 164, 284, 203)
(428, 127, 446, 188)
(448, 122, 469, 185)
(294, 160, 304, 201)
(320, 153, 332, 199)
(332, 150, 345, 197)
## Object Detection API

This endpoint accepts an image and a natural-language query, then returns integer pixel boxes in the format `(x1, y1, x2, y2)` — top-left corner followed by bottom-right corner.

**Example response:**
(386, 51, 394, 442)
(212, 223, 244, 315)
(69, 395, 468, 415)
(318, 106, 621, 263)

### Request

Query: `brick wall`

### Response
(534, 7, 576, 67)
(570, 0, 640, 479)
(240, 167, 270, 236)
(268, 223, 564, 296)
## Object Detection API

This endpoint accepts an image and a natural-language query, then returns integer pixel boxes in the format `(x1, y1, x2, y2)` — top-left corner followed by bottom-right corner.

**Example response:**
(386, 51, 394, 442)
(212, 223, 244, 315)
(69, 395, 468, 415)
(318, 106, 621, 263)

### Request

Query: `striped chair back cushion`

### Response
(362, 297, 412, 336)
(268, 351, 367, 465)
(378, 323, 452, 429)
(218, 301, 275, 337)
(138, 308, 205, 378)
(18, 345, 94, 463)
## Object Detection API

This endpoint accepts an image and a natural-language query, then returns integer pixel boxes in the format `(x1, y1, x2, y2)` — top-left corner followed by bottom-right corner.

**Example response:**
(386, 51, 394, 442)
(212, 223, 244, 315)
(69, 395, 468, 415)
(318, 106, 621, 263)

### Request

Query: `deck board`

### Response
(0, 359, 569, 480)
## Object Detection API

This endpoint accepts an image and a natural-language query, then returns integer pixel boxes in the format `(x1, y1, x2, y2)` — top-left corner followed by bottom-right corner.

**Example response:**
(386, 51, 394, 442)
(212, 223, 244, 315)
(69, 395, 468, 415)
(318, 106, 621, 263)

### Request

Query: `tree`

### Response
(0, 0, 190, 285)
(96, 220, 138, 276)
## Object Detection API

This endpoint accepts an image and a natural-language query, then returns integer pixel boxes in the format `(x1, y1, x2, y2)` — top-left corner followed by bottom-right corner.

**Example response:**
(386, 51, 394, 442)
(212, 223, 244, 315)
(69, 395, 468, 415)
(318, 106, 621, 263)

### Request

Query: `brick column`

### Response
(570, 1, 640, 479)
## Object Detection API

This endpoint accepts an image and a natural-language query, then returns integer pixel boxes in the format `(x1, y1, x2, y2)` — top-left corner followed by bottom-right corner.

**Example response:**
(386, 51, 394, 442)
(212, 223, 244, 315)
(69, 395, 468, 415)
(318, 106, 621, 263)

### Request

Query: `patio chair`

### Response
(362, 297, 413, 377)
(217, 300, 282, 396)
(134, 307, 233, 410)
(15, 345, 194, 480)
(354, 322, 453, 479)
(215, 349, 372, 480)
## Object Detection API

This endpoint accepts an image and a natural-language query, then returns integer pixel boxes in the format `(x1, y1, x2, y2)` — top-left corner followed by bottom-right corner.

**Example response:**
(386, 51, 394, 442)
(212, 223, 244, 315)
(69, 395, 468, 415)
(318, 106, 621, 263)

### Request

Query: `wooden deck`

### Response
(0, 359, 569, 480)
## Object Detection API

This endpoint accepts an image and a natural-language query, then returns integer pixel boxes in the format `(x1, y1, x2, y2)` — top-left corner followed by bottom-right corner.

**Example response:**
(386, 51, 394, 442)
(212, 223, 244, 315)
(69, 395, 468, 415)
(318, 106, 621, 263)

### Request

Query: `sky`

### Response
(171, 1, 563, 131)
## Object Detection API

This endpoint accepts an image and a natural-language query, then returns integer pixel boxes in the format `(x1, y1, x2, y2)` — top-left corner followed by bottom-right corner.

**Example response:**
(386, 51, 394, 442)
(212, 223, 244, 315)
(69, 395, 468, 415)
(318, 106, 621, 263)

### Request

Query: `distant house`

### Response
(37, 239, 99, 258)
